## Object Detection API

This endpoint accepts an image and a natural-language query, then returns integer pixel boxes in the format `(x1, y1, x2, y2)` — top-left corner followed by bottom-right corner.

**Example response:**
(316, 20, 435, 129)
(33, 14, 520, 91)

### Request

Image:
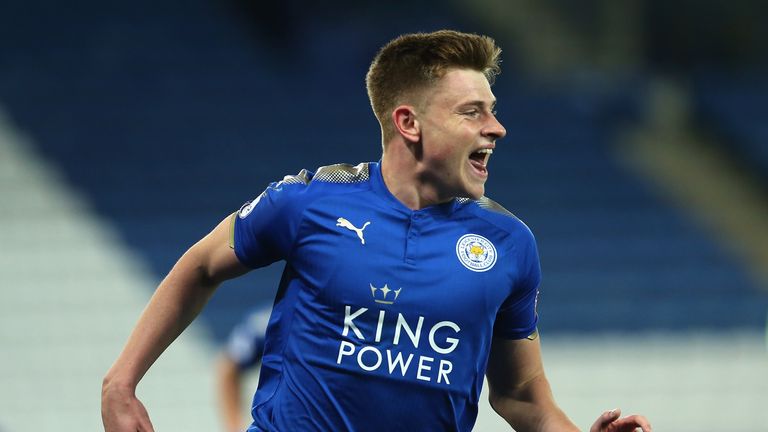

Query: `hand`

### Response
(590, 408, 651, 432)
(101, 382, 155, 432)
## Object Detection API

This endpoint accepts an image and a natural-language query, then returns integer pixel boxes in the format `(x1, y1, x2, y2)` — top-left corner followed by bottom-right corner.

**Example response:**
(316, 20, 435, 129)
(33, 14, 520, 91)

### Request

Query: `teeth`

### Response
(476, 148, 493, 167)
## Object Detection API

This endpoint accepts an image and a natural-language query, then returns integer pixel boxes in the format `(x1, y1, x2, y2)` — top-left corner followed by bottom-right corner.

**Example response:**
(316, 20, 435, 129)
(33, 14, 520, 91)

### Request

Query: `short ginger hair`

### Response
(365, 30, 501, 143)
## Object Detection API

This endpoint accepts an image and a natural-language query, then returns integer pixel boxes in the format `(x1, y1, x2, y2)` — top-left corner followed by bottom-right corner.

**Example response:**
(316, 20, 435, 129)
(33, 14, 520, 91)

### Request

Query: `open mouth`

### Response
(468, 148, 493, 175)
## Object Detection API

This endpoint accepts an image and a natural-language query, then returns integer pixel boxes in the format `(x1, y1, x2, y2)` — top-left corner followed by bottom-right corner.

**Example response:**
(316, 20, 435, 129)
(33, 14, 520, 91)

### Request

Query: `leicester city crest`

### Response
(456, 234, 497, 272)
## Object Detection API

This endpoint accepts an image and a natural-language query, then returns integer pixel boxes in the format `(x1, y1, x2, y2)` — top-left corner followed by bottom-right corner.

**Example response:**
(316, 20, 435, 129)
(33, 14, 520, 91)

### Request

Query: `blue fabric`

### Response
(225, 305, 271, 370)
(235, 161, 540, 432)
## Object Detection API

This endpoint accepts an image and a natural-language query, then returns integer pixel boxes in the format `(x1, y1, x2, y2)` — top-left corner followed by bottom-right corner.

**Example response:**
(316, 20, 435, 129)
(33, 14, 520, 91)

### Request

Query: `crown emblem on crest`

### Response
(370, 283, 402, 304)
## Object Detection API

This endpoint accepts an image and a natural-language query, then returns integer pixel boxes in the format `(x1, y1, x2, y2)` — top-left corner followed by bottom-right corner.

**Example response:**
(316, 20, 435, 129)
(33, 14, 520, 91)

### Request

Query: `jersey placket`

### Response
(404, 212, 425, 265)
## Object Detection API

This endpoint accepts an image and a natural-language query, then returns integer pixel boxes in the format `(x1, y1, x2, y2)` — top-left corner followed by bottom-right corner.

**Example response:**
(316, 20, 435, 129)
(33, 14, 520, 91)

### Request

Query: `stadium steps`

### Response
(691, 72, 768, 181)
(0, 108, 219, 431)
(618, 79, 768, 285)
(488, 79, 768, 333)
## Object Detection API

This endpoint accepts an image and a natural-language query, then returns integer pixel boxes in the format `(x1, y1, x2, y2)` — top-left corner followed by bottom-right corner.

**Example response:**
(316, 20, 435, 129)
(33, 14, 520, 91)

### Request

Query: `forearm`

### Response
(103, 247, 221, 390)
(489, 374, 578, 432)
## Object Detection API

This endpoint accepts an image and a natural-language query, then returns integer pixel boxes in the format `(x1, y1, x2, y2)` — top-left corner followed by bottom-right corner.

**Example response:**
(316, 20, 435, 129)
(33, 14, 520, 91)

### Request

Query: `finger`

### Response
(600, 408, 621, 425)
(620, 414, 652, 432)
(139, 415, 155, 432)
(137, 419, 155, 432)
(589, 408, 623, 432)
(136, 405, 155, 432)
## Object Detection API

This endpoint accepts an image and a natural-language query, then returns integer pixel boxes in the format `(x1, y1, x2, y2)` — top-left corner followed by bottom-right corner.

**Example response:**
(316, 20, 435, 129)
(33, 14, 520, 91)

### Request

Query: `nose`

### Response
(483, 114, 506, 140)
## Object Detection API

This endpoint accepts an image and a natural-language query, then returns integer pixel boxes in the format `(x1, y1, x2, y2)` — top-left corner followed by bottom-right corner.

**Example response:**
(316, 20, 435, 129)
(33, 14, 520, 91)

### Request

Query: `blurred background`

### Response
(1, 0, 767, 430)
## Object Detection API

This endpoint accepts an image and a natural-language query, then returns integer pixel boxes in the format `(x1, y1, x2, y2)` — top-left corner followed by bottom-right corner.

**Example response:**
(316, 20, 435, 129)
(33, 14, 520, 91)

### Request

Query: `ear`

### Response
(391, 105, 420, 143)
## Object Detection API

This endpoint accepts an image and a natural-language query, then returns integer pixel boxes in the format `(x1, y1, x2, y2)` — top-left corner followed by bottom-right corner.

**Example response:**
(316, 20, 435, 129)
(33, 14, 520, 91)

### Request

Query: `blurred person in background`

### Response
(216, 305, 271, 432)
(101, 30, 650, 432)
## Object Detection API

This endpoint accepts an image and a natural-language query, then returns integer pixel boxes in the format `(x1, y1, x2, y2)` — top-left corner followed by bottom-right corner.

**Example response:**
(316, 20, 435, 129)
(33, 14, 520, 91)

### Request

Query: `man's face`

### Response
(417, 68, 506, 200)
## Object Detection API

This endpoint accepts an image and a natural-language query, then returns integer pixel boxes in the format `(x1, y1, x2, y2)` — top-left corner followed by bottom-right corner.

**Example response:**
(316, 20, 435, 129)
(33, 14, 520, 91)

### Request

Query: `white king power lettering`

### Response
(336, 306, 461, 385)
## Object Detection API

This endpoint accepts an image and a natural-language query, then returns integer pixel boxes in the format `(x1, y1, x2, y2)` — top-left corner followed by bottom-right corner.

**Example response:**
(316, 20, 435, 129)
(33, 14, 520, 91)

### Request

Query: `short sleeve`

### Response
(493, 225, 541, 339)
(232, 176, 308, 269)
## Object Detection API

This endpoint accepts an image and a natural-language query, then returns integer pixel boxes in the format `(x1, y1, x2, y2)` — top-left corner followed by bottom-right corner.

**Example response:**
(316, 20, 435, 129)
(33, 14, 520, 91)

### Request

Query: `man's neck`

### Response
(380, 151, 453, 211)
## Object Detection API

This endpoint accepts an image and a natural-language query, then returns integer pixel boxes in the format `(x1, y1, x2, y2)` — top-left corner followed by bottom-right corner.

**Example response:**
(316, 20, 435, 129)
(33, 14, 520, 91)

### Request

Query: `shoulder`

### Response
(460, 196, 536, 243)
(243, 162, 372, 214)
(284, 162, 372, 203)
(311, 162, 371, 184)
(276, 162, 371, 189)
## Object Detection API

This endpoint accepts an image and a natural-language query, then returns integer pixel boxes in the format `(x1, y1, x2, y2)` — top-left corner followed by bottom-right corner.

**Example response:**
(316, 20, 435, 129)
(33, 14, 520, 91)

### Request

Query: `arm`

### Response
(101, 214, 250, 432)
(486, 336, 579, 432)
(486, 336, 653, 432)
(216, 353, 248, 432)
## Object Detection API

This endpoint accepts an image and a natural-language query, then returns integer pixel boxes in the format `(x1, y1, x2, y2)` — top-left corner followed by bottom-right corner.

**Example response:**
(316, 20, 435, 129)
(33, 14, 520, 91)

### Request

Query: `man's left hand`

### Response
(590, 408, 652, 432)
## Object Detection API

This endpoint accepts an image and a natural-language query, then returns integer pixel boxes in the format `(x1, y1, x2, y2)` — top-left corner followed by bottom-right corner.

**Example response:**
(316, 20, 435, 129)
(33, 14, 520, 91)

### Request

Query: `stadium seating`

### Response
(691, 72, 768, 180)
(0, 0, 765, 343)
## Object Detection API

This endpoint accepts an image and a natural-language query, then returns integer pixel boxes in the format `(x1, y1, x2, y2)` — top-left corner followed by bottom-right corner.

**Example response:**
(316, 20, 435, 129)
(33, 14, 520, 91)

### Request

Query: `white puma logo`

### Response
(336, 217, 371, 245)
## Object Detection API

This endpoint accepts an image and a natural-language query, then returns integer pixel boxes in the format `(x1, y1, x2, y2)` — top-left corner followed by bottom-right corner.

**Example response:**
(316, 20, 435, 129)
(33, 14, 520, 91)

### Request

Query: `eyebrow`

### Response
(458, 100, 497, 110)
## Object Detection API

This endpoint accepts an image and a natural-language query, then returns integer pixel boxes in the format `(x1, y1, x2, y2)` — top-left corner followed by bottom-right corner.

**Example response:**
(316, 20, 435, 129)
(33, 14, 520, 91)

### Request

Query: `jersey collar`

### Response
(369, 161, 462, 217)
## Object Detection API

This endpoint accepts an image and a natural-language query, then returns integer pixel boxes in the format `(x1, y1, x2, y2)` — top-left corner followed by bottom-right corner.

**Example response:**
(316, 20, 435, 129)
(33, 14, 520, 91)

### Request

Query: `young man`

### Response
(102, 30, 651, 431)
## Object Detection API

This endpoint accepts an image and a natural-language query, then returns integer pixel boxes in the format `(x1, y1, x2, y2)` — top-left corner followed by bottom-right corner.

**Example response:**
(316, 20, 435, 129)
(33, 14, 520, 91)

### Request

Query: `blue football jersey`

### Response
(232, 161, 541, 432)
